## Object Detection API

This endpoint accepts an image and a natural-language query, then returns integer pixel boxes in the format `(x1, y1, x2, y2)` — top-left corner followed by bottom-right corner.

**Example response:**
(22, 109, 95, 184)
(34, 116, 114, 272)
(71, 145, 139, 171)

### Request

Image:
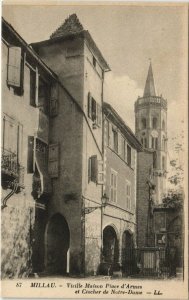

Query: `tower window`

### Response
(162, 156, 165, 170)
(152, 117, 158, 129)
(141, 137, 147, 148)
(152, 137, 158, 150)
(162, 120, 165, 131)
(162, 136, 166, 151)
(141, 118, 146, 129)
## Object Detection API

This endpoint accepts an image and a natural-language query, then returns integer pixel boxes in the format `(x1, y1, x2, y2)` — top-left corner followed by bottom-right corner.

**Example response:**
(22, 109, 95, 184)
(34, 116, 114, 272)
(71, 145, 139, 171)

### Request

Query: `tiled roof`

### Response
(50, 14, 84, 39)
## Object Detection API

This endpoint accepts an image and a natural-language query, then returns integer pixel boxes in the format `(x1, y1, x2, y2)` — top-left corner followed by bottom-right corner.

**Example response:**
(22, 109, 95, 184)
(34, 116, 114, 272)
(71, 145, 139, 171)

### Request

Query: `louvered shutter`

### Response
(18, 124, 23, 165)
(50, 83, 59, 117)
(97, 160, 104, 184)
(7, 47, 21, 87)
(48, 143, 59, 178)
(91, 98, 96, 122)
(88, 92, 92, 119)
(91, 155, 97, 182)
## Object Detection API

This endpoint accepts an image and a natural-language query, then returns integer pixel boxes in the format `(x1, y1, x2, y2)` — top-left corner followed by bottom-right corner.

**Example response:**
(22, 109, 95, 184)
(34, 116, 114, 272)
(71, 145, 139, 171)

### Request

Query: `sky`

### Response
(2, 3, 188, 173)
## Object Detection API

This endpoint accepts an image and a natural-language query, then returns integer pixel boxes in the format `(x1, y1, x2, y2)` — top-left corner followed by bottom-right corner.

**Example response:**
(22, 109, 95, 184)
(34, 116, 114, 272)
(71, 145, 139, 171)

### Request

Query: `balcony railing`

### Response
(1, 149, 24, 187)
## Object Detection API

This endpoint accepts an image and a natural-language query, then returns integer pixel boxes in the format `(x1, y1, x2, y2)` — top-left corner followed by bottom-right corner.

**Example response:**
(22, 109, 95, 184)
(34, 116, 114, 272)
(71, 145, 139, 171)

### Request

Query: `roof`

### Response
(31, 14, 110, 72)
(50, 14, 84, 39)
(103, 102, 142, 151)
(143, 62, 156, 97)
(2, 17, 58, 81)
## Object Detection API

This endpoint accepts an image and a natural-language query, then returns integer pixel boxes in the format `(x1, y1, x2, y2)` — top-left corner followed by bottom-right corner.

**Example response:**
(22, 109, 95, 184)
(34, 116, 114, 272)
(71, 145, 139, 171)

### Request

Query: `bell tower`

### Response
(135, 62, 168, 204)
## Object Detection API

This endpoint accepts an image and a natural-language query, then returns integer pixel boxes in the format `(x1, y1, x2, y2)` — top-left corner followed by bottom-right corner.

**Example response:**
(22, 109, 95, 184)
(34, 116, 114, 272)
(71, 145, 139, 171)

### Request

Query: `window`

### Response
(127, 144, 132, 166)
(162, 136, 166, 151)
(110, 169, 117, 202)
(88, 155, 97, 183)
(48, 143, 59, 178)
(7, 46, 24, 95)
(162, 120, 165, 131)
(141, 137, 147, 148)
(88, 93, 101, 127)
(152, 117, 158, 129)
(27, 136, 34, 173)
(113, 127, 118, 152)
(126, 180, 131, 210)
(162, 156, 165, 170)
(7, 46, 22, 88)
(38, 78, 50, 115)
(50, 82, 59, 117)
(1, 115, 23, 164)
(30, 68, 37, 107)
(151, 137, 158, 150)
(141, 118, 146, 129)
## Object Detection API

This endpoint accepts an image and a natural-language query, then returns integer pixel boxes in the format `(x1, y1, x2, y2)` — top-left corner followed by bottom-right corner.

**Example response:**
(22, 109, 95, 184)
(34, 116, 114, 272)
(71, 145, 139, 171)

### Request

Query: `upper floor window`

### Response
(110, 169, 117, 203)
(2, 114, 23, 179)
(126, 180, 131, 210)
(30, 68, 37, 107)
(88, 92, 101, 127)
(7, 46, 24, 95)
(152, 117, 158, 129)
(141, 118, 147, 129)
(38, 78, 50, 115)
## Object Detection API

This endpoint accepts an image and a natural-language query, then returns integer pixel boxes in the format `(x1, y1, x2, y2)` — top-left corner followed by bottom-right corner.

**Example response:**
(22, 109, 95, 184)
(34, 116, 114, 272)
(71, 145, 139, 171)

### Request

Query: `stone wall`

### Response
(1, 194, 35, 278)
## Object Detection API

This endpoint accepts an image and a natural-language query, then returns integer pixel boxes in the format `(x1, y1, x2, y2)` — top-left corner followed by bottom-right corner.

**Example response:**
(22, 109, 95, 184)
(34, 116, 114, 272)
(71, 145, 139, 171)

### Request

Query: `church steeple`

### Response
(143, 62, 156, 97)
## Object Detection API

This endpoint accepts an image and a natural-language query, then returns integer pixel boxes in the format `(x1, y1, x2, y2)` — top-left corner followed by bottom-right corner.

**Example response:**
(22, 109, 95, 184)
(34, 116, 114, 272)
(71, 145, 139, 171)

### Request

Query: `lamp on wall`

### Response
(82, 193, 109, 215)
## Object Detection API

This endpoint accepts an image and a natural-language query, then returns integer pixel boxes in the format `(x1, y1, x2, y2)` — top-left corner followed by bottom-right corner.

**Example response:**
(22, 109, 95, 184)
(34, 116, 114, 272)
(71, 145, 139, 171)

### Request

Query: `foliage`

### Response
(162, 190, 183, 209)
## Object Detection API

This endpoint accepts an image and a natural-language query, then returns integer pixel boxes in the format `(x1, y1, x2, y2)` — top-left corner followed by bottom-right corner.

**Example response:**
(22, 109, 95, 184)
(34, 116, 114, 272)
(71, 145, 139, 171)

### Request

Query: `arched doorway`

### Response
(102, 225, 119, 271)
(45, 213, 70, 275)
(122, 230, 135, 276)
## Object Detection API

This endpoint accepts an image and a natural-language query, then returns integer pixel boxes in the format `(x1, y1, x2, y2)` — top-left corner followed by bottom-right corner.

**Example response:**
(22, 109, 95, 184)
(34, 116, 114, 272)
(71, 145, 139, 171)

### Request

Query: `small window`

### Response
(127, 144, 132, 166)
(152, 137, 158, 150)
(124, 140, 127, 162)
(110, 169, 117, 203)
(126, 180, 131, 210)
(27, 136, 34, 173)
(152, 117, 158, 129)
(141, 118, 146, 129)
(91, 97, 97, 122)
(88, 155, 97, 183)
(30, 69, 36, 107)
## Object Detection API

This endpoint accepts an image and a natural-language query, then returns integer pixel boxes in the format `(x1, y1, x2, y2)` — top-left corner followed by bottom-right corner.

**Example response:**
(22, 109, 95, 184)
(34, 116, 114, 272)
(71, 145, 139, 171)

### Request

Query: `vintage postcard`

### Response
(1, 1, 188, 299)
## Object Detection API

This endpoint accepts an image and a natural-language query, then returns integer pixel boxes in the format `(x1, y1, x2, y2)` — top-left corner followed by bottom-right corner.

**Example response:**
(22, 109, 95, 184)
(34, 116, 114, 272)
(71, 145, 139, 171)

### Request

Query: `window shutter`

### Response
(88, 157, 91, 182)
(91, 98, 96, 122)
(91, 155, 97, 182)
(50, 83, 59, 117)
(88, 92, 92, 119)
(27, 136, 34, 173)
(97, 160, 104, 185)
(48, 143, 59, 178)
(7, 46, 21, 87)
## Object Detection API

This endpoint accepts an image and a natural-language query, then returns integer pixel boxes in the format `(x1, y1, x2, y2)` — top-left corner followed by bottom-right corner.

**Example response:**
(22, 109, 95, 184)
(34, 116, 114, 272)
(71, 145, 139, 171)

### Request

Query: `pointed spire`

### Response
(143, 62, 156, 97)
(50, 14, 84, 39)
